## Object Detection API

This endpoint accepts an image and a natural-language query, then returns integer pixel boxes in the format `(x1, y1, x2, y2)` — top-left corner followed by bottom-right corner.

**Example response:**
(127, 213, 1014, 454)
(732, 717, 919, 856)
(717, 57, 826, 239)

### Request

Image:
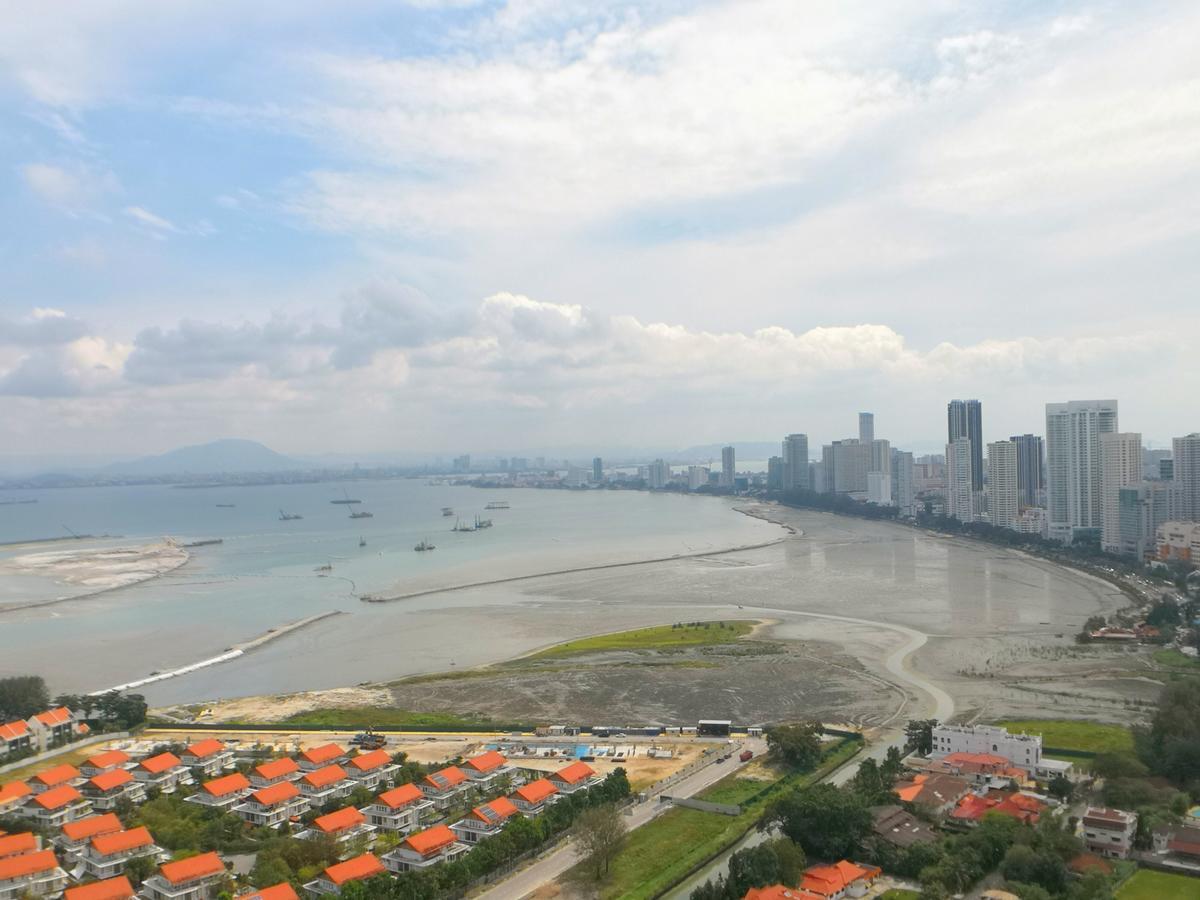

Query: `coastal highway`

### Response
(476, 736, 768, 900)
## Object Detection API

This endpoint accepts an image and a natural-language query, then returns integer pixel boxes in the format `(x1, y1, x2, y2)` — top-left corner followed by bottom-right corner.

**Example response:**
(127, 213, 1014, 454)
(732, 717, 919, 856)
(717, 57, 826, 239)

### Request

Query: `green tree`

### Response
(574, 803, 626, 880)
(765, 723, 823, 770)
(1001, 845, 1068, 894)
(0, 676, 50, 720)
(1046, 773, 1073, 802)
(124, 854, 158, 886)
(904, 720, 938, 755)
(763, 783, 871, 859)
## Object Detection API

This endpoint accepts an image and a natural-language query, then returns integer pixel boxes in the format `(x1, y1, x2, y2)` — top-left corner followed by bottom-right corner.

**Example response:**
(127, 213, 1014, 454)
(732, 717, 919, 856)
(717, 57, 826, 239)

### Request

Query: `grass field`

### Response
(997, 719, 1134, 755)
(588, 739, 860, 899)
(522, 621, 755, 661)
(0, 746, 98, 786)
(1154, 649, 1200, 669)
(280, 706, 507, 729)
(879, 891, 921, 900)
(1116, 868, 1200, 899)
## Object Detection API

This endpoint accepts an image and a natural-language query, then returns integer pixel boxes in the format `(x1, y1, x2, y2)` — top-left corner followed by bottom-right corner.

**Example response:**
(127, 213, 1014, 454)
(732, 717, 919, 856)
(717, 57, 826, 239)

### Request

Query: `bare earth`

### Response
(0, 540, 189, 599)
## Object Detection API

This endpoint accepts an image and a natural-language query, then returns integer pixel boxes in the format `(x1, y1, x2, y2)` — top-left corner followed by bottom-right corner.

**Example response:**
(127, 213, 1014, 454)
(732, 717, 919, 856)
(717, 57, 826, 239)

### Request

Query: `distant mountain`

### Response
(674, 441, 782, 462)
(105, 439, 303, 476)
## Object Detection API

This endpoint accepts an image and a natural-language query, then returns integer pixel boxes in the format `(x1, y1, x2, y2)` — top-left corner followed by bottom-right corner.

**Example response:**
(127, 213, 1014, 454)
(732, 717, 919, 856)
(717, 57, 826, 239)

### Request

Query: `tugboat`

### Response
(279, 510, 303, 521)
(414, 539, 435, 552)
(441, 507, 454, 516)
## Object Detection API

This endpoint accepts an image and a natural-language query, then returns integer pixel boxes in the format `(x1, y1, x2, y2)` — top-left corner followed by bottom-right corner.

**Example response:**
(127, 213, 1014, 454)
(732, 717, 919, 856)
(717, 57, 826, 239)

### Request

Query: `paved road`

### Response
(477, 737, 768, 900)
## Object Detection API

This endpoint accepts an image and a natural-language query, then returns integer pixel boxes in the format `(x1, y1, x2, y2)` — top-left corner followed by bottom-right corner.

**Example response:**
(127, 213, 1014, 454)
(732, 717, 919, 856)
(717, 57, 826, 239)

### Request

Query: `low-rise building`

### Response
(1152, 823, 1200, 864)
(186, 773, 252, 812)
(1, 720, 34, 759)
(0, 848, 68, 900)
(79, 827, 167, 881)
(382, 824, 467, 873)
(461, 751, 513, 790)
(82, 769, 146, 811)
(180, 741, 234, 779)
(297, 807, 375, 859)
(133, 753, 193, 794)
(798, 860, 882, 898)
(1157, 521, 1200, 562)
(303, 853, 386, 897)
(0, 781, 32, 816)
(0, 833, 40, 860)
(297, 745, 345, 772)
(1082, 807, 1137, 859)
(509, 778, 558, 816)
(27, 708, 80, 752)
(363, 784, 432, 834)
(250, 757, 300, 789)
(451, 797, 519, 844)
(893, 773, 970, 816)
(233, 782, 307, 829)
(298, 765, 353, 807)
(235, 883, 298, 900)
(939, 753, 1029, 788)
(870, 805, 937, 849)
(63, 875, 135, 900)
(931, 724, 1041, 769)
(548, 761, 598, 795)
(79, 751, 132, 780)
(345, 750, 398, 792)
(418, 767, 469, 810)
(141, 852, 228, 900)
(951, 791, 1044, 827)
(29, 764, 83, 794)
(56, 814, 123, 864)
(25, 784, 92, 829)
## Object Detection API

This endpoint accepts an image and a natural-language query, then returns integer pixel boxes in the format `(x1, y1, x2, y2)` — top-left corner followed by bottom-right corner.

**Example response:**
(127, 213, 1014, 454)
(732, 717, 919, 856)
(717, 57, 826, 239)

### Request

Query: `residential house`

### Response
(298, 765, 353, 808)
(362, 784, 432, 834)
(0, 833, 41, 860)
(235, 883, 298, 900)
(27, 708, 79, 752)
(63, 875, 135, 900)
(233, 782, 307, 829)
(250, 758, 300, 789)
(951, 792, 1044, 827)
(510, 779, 558, 816)
(548, 761, 598, 795)
(0, 720, 33, 759)
(869, 805, 937, 849)
(381, 824, 468, 873)
(744, 888, 823, 900)
(1152, 823, 1200, 864)
(296, 807, 375, 859)
(345, 750, 398, 792)
(82, 769, 146, 811)
(0, 849, 68, 900)
(79, 827, 167, 881)
(418, 767, 468, 810)
(79, 751, 132, 780)
(940, 753, 1029, 788)
(451, 797, 519, 844)
(0, 782, 33, 817)
(297, 745, 345, 772)
(303, 853, 386, 897)
(798, 860, 882, 899)
(28, 764, 83, 794)
(24, 785, 92, 829)
(180, 741, 234, 779)
(1082, 807, 1137, 859)
(461, 751, 513, 791)
(132, 753, 193, 795)
(893, 773, 970, 816)
(140, 852, 228, 900)
(56, 814, 123, 864)
(185, 773, 251, 812)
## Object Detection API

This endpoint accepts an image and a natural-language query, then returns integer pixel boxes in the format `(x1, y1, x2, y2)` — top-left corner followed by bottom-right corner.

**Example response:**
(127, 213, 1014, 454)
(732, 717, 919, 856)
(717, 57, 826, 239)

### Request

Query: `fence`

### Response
(0, 731, 130, 775)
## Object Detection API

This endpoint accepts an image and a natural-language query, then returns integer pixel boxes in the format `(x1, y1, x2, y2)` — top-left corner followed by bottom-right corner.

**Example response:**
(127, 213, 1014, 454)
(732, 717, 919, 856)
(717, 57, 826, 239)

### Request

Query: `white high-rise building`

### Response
(720, 446, 735, 488)
(870, 439, 890, 474)
(945, 438, 975, 522)
(645, 459, 671, 489)
(859, 412, 874, 444)
(987, 441, 1019, 529)
(1174, 433, 1200, 522)
(782, 434, 809, 491)
(1101, 432, 1143, 553)
(891, 450, 915, 518)
(824, 439, 871, 493)
(1045, 400, 1119, 543)
(687, 465, 710, 491)
(867, 471, 892, 505)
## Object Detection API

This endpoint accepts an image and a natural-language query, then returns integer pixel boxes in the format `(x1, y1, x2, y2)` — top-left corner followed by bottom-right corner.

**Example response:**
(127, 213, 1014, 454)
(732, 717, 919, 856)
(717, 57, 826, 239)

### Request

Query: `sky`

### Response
(1, 0, 1198, 459)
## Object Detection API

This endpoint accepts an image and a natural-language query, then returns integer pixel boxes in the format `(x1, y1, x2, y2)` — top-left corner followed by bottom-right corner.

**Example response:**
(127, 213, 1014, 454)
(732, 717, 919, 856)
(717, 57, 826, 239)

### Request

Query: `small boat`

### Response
(452, 518, 475, 532)
(414, 539, 435, 552)
(441, 507, 454, 516)
(474, 515, 493, 529)
(359, 536, 367, 548)
(349, 510, 374, 519)
(216, 503, 236, 508)
(315, 563, 332, 572)
(279, 510, 303, 521)
(485, 501, 510, 509)
(331, 488, 362, 505)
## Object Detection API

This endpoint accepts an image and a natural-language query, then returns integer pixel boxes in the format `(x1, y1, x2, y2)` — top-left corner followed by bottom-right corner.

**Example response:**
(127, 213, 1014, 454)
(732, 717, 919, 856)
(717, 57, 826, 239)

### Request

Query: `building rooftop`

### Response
(403, 824, 457, 857)
(184, 739, 226, 759)
(62, 814, 123, 842)
(375, 784, 423, 809)
(249, 781, 301, 807)
(160, 851, 225, 885)
(323, 853, 385, 886)
(64, 875, 135, 900)
(89, 769, 134, 792)
(302, 764, 348, 789)
(138, 753, 182, 775)
(0, 849, 59, 880)
(83, 750, 130, 771)
(31, 763, 80, 787)
(91, 827, 154, 856)
(314, 806, 367, 834)
(254, 758, 299, 780)
(0, 832, 39, 858)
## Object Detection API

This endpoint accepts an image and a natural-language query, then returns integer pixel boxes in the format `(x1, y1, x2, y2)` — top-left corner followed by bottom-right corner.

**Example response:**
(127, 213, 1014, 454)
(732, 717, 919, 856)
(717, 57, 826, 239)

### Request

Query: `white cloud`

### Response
(123, 205, 180, 233)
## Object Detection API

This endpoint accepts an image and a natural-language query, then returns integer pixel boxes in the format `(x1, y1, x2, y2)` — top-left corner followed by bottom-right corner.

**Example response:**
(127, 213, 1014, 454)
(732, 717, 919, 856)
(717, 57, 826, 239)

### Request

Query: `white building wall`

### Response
(987, 440, 1019, 529)
(930, 724, 1042, 768)
(946, 438, 975, 522)
(1101, 432, 1142, 553)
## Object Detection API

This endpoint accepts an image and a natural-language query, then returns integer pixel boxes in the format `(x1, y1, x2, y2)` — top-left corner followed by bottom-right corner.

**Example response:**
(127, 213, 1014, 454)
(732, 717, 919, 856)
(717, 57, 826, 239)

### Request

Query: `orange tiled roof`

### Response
(951, 794, 995, 822)
(403, 824, 457, 857)
(324, 853, 385, 886)
(32, 784, 84, 810)
(348, 749, 391, 772)
(299, 744, 343, 766)
(513, 778, 558, 805)
(302, 765, 348, 789)
(254, 758, 299, 780)
(64, 875, 135, 900)
(464, 750, 506, 774)
(32, 764, 80, 787)
(0, 832, 38, 858)
(0, 848, 59, 880)
(0, 781, 33, 804)
(91, 827, 153, 856)
(138, 753, 182, 775)
(202, 773, 250, 798)
(800, 861, 881, 897)
(33, 708, 72, 727)
(470, 796, 518, 824)
(237, 883, 299, 900)
(422, 766, 467, 791)
(376, 784, 423, 809)
(551, 761, 596, 785)
(744, 888, 824, 900)
(250, 781, 301, 807)
(0, 720, 29, 741)
(83, 750, 131, 771)
(62, 814, 123, 842)
(184, 739, 225, 759)
(88, 769, 134, 793)
(314, 806, 367, 834)
(160, 851, 224, 885)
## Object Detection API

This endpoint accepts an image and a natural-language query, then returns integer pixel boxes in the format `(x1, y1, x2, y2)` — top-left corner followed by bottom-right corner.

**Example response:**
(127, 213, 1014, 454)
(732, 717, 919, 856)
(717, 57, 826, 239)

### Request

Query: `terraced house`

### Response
(79, 827, 167, 881)
(28, 708, 81, 752)
(140, 851, 228, 900)
(28, 764, 83, 794)
(362, 783, 432, 834)
(0, 782, 31, 817)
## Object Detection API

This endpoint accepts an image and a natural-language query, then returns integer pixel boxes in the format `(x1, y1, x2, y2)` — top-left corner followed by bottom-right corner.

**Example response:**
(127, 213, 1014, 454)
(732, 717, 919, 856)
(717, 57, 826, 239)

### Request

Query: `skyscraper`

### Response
(986, 441, 1019, 529)
(946, 438, 975, 521)
(891, 449, 915, 518)
(824, 440, 871, 493)
(870, 439, 890, 474)
(947, 400, 983, 492)
(782, 434, 809, 491)
(1101, 432, 1142, 553)
(721, 446, 735, 488)
(859, 412, 874, 444)
(592, 457, 603, 482)
(1174, 433, 1200, 521)
(1045, 400, 1119, 543)
(767, 456, 784, 491)
(1009, 434, 1045, 508)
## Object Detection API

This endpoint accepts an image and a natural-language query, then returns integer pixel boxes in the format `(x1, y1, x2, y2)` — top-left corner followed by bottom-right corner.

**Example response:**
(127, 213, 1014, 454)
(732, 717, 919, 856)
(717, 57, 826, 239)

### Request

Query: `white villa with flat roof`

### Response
(931, 724, 1041, 767)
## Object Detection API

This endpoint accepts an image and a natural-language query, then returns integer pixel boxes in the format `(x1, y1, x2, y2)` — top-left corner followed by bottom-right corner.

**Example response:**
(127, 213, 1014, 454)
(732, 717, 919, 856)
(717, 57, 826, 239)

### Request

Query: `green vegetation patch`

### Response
(1116, 868, 1200, 899)
(878, 891, 921, 900)
(280, 706, 505, 730)
(696, 775, 771, 807)
(1153, 649, 1200, 669)
(997, 719, 1134, 755)
(523, 621, 756, 662)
